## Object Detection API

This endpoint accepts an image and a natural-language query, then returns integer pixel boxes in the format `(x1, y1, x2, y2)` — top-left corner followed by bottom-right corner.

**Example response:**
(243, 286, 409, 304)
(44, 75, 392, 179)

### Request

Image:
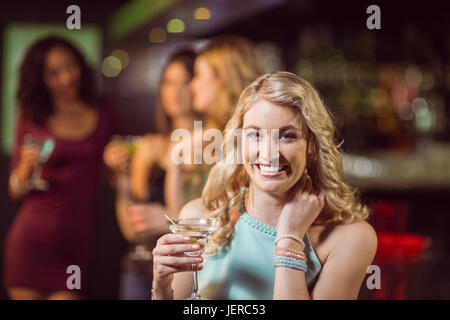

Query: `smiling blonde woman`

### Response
(152, 71, 377, 300)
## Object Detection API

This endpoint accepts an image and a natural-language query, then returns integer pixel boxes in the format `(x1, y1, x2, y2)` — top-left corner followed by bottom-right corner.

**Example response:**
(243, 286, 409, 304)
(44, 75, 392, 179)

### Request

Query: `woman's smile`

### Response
(242, 99, 307, 193)
(254, 163, 289, 177)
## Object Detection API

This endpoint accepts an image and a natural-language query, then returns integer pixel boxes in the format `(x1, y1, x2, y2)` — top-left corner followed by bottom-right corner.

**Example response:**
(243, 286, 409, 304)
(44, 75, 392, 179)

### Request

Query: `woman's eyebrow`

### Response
(243, 125, 260, 130)
(243, 125, 301, 131)
(279, 125, 301, 132)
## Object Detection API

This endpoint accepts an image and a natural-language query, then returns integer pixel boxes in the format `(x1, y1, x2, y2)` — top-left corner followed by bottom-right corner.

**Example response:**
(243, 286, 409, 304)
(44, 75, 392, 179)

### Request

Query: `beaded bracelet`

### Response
(273, 250, 307, 262)
(273, 256, 308, 273)
(274, 234, 305, 250)
(274, 257, 308, 272)
(275, 256, 306, 264)
(273, 247, 307, 259)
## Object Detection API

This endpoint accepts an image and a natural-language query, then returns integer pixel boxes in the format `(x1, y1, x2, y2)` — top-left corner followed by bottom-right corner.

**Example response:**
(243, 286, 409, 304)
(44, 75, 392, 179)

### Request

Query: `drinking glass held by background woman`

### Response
(152, 72, 378, 300)
(164, 35, 266, 214)
(103, 47, 199, 300)
(4, 36, 119, 300)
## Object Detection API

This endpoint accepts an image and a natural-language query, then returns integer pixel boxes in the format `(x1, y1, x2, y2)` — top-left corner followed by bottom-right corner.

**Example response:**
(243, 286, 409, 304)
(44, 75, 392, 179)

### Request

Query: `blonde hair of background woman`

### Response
(199, 35, 265, 130)
(202, 71, 370, 254)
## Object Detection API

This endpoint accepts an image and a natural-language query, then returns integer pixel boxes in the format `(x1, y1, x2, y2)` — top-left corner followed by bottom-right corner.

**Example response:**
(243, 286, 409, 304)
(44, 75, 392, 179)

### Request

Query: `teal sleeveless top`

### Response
(198, 187, 322, 300)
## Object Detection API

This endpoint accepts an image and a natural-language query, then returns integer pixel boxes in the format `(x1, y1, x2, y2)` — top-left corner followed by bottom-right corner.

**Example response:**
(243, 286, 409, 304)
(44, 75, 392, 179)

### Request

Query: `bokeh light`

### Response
(343, 154, 386, 178)
(194, 7, 211, 20)
(102, 56, 122, 77)
(111, 49, 129, 69)
(412, 97, 428, 114)
(149, 27, 167, 43)
(414, 105, 436, 133)
(167, 18, 185, 33)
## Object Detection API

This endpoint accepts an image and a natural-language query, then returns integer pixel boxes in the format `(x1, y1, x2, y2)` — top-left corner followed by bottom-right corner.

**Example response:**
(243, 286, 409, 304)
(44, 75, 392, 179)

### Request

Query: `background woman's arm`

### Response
(130, 135, 157, 201)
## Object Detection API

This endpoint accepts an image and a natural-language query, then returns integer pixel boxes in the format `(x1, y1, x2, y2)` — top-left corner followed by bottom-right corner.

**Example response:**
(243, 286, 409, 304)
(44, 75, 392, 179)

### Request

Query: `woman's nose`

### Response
(59, 71, 72, 85)
(258, 135, 280, 167)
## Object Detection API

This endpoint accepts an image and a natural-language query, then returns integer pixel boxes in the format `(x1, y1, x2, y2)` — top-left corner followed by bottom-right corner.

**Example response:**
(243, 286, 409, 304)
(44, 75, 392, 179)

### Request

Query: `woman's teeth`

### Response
(258, 165, 287, 173)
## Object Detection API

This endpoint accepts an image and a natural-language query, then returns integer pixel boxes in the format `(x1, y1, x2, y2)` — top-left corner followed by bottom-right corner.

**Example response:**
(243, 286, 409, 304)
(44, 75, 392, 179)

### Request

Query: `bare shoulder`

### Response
(178, 198, 212, 220)
(309, 219, 377, 265)
(327, 219, 378, 260)
(337, 220, 377, 246)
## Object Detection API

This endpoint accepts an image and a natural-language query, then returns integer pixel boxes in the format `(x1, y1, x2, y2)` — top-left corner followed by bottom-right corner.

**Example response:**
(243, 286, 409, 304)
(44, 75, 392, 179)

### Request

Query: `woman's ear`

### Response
(307, 132, 316, 157)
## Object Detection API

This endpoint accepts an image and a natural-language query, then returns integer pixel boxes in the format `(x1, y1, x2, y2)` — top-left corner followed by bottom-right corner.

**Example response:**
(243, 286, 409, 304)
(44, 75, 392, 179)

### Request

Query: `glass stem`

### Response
(192, 266, 200, 298)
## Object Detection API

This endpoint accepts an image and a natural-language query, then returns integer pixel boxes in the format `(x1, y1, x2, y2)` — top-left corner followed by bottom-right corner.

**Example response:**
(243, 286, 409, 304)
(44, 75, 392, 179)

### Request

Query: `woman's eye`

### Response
(281, 133, 297, 140)
(247, 131, 260, 139)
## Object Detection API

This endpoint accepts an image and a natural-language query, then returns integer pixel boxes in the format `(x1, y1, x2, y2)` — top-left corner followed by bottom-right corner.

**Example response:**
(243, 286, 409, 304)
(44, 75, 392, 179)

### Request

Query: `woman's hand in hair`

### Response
(276, 171, 326, 243)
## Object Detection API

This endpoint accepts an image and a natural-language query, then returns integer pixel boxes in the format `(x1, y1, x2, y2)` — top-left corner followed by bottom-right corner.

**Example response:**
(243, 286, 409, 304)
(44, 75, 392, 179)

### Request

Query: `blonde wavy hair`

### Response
(202, 71, 370, 254)
(198, 35, 265, 130)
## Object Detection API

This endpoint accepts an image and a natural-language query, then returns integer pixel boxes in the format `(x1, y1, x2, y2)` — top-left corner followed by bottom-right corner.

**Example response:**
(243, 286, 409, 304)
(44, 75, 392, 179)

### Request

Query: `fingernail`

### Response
(192, 244, 199, 249)
(183, 236, 190, 240)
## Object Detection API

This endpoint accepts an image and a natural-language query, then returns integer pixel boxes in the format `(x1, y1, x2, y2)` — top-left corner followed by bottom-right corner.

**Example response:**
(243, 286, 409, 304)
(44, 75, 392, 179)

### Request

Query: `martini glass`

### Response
(168, 218, 220, 300)
(23, 134, 55, 191)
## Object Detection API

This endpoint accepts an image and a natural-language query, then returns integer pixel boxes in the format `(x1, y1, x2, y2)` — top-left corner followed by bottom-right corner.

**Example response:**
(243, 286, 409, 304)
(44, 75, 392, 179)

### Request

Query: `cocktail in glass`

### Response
(168, 218, 220, 300)
(23, 133, 54, 191)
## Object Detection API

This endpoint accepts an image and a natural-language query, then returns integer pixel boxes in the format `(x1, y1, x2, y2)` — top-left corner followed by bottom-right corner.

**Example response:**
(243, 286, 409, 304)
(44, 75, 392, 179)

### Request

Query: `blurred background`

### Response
(1, 0, 449, 299)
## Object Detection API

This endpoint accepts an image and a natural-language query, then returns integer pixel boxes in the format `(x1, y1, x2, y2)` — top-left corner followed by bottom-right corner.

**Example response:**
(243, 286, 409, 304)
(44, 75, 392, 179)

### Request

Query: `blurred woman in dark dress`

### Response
(4, 36, 119, 299)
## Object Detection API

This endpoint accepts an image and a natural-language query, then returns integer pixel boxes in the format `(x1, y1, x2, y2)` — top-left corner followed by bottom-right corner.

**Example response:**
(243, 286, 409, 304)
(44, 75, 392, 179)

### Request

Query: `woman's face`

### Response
(190, 56, 220, 114)
(160, 61, 192, 118)
(242, 99, 308, 195)
(42, 46, 81, 100)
